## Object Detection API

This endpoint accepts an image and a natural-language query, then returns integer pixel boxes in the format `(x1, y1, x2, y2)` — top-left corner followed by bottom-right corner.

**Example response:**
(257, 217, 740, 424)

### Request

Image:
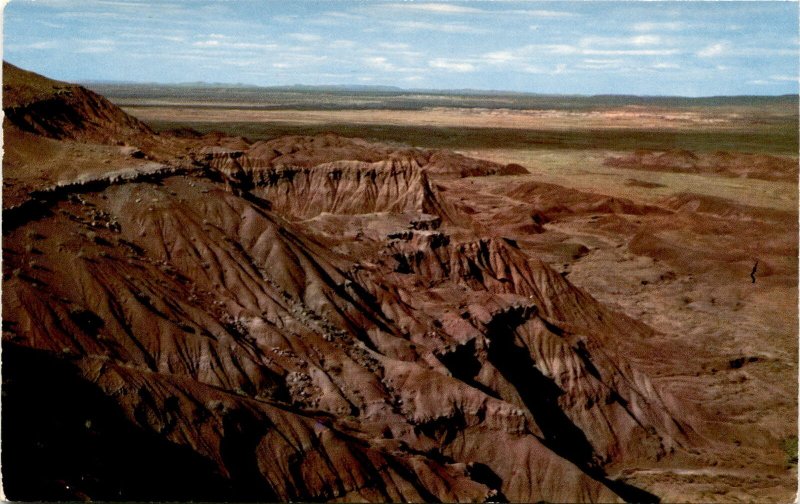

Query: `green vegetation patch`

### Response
(148, 120, 799, 155)
(784, 435, 798, 466)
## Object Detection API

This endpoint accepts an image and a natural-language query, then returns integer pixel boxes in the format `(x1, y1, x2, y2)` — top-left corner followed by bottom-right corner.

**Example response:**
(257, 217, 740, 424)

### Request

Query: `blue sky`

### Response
(4, 0, 799, 96)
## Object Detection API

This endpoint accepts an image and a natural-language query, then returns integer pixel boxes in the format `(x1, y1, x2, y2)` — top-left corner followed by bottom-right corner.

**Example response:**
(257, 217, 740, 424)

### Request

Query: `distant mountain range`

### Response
(80, 80, 798, 101)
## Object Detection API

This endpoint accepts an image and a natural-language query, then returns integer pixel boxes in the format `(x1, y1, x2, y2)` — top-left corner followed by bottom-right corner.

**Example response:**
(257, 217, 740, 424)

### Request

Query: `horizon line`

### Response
(80, 79, 800, 100)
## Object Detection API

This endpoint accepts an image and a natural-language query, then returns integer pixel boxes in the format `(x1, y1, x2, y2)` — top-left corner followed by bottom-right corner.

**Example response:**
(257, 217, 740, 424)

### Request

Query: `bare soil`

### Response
(3, 62, 797, 502)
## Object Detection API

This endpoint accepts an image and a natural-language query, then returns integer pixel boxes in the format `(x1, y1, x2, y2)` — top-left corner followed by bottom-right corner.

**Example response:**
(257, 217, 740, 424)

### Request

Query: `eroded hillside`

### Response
(2, 63, 796, 502)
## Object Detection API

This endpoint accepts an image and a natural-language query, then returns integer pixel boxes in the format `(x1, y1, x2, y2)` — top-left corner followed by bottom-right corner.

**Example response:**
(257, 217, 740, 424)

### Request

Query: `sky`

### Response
(3, 0, 799, 96)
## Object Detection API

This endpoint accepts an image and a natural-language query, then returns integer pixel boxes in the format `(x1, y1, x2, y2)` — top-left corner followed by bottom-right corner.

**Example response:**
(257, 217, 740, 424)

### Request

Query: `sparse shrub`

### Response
(205, 399, 233, 417)
(784, 436, 798, 466)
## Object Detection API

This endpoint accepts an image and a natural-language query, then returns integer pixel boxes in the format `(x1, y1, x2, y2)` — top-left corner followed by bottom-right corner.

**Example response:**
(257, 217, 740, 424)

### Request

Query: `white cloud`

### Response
(584, 58, 622, 65)
(6, 41, 60, 50)
(362, 56, 421, 74)
(77, 46, 114, 54)
(284, 45, 315, 54)
(652, 62, 680, 70)
(521, 65, 547, 74)
(537, 44, 678, 56)
(321, 11, 364, 20)
(385, 3, 483, 14)
(519, 63, 570, 75)
(770, 75, 799, 82)
(390, 21, 484, 34)
(580, 35, 663, 47)
(584, 48, 679, 56)
(483, 50, 516, 64)
(631, 35, 661, 46)
(219, 59, 260, 68)
(379, 42, 411, 50)
(693, 43, 794, 59)
(510, 10, 575, 18)
(76, 39, 116, 53)
(482, 43, 679, 69)
(579, 58, 625, 69)
(268, 53, 328, 69)
(632, 21, 686, 32)
(231, 42, 278, 50)
(308, 11, 366, 26)
(697, 42, 728, 58)
(92, 0, 162, 8)
(329, 40, 356, 49)
(116, 28, 191, 42)
(536, 44, 579, 55)
(56, 10, 126, 20)
(383, 4, 575, 18)
(191, 36, 277, 51)
(364, 56, 397, 72)
(429, 58, 475, 72)
(738, 47, 797, 56)
(288, 33, 322, 42)
(37, 20, 66, 28)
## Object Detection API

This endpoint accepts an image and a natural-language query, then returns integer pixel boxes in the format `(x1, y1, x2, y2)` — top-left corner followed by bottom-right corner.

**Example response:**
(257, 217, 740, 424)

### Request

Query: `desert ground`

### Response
(3, 63, 797, 502)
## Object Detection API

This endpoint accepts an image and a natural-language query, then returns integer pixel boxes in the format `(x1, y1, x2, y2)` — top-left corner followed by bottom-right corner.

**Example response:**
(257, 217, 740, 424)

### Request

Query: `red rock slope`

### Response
(2, 63, 699, 502)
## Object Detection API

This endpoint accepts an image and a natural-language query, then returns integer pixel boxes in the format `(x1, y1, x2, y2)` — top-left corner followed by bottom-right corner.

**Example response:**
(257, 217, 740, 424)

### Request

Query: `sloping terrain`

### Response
(604, 149, 798, 182)
(441, 161, 798, 501)
(2, 64, 795, 502)
(3, 62, 151, 142)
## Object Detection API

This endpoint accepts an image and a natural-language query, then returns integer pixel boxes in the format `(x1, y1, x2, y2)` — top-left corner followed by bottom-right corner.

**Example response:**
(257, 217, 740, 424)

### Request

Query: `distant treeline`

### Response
(85, 82, 799, 112)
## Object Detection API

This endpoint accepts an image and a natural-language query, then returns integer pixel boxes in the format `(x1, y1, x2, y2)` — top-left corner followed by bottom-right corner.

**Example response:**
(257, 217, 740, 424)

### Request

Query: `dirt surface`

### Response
(605, 149, 797, 182)
(123, 104, 793, 133)
(3, 62, 797, 502)
(461, 149, 798, 213)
